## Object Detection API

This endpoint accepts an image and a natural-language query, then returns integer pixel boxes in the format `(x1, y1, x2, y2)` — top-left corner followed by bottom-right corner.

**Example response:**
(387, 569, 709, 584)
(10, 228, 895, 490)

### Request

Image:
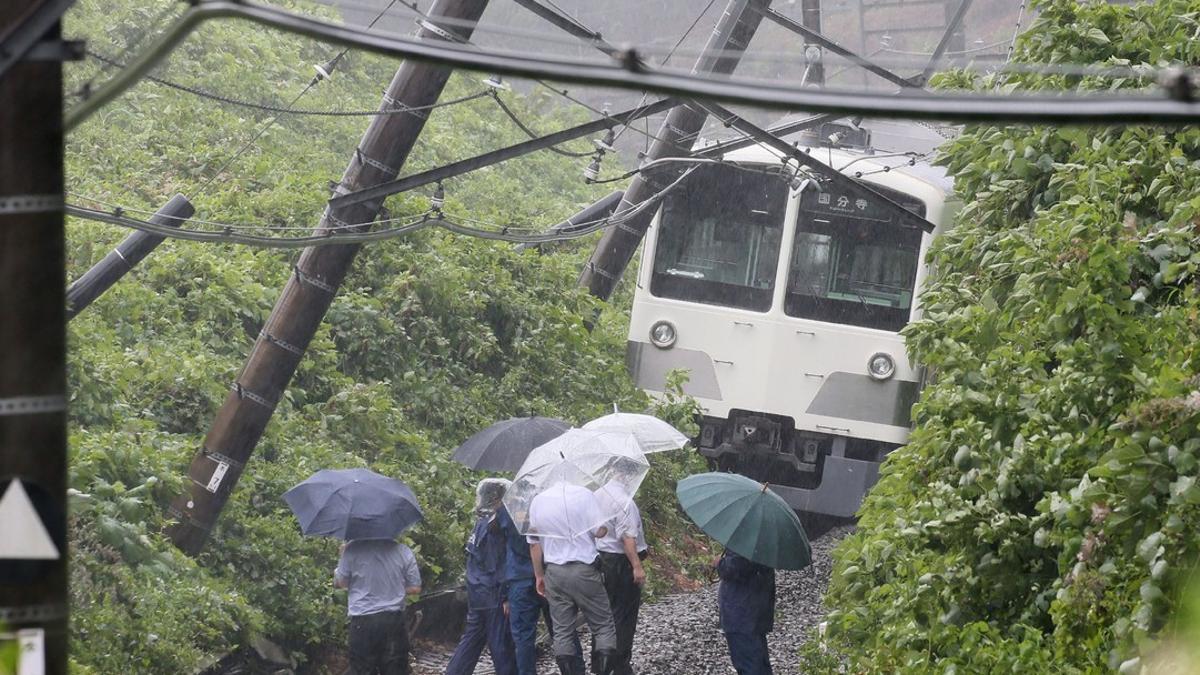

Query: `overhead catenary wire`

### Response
(71, 0, 185, 99)
(612, 0, 719, 146)
(488, 93, 594, 157)
(66, 165, 700, 248)
(86, 51, 492, 116)
(65, 1, 1200, 132)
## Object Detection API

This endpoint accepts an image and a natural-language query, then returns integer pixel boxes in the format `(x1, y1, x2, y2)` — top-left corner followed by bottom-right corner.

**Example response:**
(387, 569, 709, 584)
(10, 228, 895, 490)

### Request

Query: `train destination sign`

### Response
(805, 190, 925, 224)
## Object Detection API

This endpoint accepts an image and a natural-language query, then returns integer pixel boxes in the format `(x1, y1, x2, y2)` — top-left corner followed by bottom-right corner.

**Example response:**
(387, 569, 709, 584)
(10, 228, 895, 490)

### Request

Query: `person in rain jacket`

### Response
(445, 479, 517, 675)
(497, 497, 582, 675)
(716, 548, 775, 675)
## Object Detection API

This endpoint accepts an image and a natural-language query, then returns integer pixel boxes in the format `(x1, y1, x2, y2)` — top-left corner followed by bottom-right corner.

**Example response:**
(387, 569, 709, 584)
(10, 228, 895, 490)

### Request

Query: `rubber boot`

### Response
(557, 655, 584, 675)
(590, 649, 619, 675)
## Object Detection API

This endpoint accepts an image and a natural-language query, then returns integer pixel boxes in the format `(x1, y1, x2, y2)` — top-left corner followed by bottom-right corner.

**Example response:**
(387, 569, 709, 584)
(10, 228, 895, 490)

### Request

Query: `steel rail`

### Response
(64, 0, 1200, 130)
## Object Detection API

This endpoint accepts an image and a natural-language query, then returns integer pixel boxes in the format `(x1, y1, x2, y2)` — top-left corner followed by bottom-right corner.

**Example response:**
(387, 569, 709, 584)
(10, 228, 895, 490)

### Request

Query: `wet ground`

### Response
(413, 526, 852, 674)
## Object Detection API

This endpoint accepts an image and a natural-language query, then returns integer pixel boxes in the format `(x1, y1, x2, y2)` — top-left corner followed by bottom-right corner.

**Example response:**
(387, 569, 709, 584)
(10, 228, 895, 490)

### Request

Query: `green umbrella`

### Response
(676, 472, 812, 570)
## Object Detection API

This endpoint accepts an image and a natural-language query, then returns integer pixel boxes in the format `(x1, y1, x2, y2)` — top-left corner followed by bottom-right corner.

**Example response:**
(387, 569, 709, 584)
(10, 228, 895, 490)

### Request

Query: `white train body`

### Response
(627, 135, 956, 517)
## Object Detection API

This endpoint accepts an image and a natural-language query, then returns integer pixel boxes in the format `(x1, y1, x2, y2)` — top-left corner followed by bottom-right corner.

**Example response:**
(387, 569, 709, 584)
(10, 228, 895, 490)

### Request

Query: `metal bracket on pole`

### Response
(259, 331, 305, 357)
(231, 382, 276, 410)
(0, 395, 67, 416)
(381, 93, 430, 119)
(23, 39, 84, 62)
(0, 194, 63, 215)
(0, 0, 77, 79)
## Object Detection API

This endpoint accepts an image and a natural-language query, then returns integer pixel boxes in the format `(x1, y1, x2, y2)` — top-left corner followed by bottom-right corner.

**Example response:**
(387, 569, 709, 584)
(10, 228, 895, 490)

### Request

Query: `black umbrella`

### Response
(452, 416, 571, 472)
(283, 468, 422, 541)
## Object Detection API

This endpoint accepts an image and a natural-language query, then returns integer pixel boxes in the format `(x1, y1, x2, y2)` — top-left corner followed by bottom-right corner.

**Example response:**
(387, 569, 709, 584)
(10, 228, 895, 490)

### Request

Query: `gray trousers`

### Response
(544, 561, 618, 658)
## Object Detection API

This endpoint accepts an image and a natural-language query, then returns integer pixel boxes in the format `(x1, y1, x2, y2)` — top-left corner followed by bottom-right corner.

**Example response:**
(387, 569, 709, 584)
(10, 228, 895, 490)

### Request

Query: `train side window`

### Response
(785, 187, 924, 332)
(650, 164, 787, 312)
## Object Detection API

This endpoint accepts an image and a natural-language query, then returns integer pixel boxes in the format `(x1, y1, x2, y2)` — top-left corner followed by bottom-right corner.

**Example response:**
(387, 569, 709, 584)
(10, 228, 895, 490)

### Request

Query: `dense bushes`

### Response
(821, 0, 1200, 671)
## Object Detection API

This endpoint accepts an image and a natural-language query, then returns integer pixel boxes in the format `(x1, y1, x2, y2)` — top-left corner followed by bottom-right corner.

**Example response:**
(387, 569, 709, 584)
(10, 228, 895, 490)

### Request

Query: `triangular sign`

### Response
(0, 480, 60, 560)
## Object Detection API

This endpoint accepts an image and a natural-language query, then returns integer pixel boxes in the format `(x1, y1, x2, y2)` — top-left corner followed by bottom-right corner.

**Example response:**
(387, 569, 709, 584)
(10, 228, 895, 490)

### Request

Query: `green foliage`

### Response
(821, 0, 1200, 671)
(61, 0, 705, 672)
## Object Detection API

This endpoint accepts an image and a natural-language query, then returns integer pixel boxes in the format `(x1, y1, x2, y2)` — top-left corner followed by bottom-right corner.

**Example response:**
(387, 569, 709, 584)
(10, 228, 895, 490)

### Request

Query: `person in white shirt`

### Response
(593, 481, 646, 675)
(527, 483, 618, 675)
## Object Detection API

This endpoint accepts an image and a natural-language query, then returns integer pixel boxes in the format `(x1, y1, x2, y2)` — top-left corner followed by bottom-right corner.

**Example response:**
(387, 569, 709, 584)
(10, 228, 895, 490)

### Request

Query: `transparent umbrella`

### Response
(582, 409, 689, 453)
(503, 429, 649, 538)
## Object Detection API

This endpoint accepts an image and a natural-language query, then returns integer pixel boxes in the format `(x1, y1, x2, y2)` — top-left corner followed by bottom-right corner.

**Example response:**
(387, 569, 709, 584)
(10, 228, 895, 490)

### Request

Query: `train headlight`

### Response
(867, 352, 896, 380)
(649, 320, 677, 349)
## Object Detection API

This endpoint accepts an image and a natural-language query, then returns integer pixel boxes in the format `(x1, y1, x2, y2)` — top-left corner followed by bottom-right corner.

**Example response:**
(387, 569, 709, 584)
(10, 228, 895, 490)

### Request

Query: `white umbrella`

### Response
(582, 410, 689, 453)
(503, 429, 649, 538)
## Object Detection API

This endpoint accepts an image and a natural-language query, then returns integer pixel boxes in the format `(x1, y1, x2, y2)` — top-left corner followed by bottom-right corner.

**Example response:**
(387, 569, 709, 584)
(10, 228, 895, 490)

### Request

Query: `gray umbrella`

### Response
(283, 468, 422, 540)
(452, 416, 571, 472)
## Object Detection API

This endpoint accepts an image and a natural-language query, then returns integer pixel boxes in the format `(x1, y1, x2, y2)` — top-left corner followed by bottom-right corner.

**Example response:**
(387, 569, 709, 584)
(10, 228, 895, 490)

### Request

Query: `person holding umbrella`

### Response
(593, 481, 647, 675)
(675, 472, 812, 675)
(715, 549, 775, 675)
(496, 499, 583, 675)
(335, 538, 422, 675)
(282, 468, 425, 675)
(503, 429, 649, 675)
(528, 482, 619, 675)
(445, 478, 518, 675)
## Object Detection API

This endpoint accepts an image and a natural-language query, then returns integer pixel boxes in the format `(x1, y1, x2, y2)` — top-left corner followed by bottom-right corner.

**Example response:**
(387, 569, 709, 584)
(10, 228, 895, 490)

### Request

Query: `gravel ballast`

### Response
(414, 525, 852, 674)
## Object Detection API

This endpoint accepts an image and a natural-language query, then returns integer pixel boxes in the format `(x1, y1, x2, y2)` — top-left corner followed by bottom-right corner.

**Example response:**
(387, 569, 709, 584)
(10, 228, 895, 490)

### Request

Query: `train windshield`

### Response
(785, 184, 925, 332)
(651, 164, 787, 312)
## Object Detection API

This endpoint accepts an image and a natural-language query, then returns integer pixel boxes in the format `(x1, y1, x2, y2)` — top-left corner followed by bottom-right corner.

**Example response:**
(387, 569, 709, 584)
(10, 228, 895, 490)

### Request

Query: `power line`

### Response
(66, 1, 1200, 132)
(86, 50, 491, 116)
(191, 0, 401, 195)
(612, 0, 718, 145)
(488, 92, 594, 157)
(65, 165, 698, 248)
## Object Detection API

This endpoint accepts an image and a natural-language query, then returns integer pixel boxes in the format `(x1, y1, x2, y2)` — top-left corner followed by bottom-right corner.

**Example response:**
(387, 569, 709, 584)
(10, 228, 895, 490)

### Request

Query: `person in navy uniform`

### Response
(445, 479, 517, 675)
(716, 549, 775, 675)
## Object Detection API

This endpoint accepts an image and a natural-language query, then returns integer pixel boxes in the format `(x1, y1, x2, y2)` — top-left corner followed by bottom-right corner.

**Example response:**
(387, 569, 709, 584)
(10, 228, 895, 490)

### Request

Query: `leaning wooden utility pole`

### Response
(578, 0, 771, 302)
(0, 0, 70, 673)
(167, 0, 490, 555)
(66, 193, 193, 320)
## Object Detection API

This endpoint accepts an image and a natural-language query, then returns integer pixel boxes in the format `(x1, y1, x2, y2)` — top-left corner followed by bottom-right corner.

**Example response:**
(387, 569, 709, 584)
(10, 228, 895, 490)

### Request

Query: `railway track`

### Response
(411, 526, 852, 674)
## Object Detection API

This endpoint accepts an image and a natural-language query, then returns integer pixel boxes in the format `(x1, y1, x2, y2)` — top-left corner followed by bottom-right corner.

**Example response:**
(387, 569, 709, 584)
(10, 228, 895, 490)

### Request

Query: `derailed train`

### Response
(626, 122, 958, 518)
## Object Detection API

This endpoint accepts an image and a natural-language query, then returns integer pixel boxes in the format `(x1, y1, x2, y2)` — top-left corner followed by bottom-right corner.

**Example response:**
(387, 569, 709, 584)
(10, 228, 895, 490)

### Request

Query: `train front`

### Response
(626, 143, 953, 518)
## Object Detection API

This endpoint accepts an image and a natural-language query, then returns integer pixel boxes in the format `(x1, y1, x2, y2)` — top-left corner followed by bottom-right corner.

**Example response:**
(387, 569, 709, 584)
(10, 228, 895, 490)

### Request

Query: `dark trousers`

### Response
(509, 578, 583, 675)
(348, 610, 410, 675)
(597, 552, 642, 675)
(724, 632, 772, 675)
(446, 605, 517, 675)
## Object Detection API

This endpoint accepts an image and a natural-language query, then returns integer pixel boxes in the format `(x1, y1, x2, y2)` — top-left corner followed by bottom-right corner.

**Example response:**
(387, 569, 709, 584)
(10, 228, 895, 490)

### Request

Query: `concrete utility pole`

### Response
(578, 0, 771, 302)
(167, 0, 491, 555)
(0, 0, 69, 672)
(66, 194, 193, 320)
